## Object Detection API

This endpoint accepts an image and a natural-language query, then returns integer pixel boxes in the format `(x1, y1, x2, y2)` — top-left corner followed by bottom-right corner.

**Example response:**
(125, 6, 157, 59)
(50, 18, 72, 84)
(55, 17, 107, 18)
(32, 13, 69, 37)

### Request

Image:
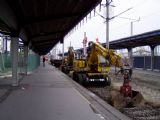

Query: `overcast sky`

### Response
(54, 0, 160, 54)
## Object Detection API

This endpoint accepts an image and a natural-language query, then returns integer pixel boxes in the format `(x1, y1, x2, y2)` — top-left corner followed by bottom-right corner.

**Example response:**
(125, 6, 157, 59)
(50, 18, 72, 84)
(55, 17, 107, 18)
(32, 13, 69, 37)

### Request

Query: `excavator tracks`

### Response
(122, 106, 160, 120)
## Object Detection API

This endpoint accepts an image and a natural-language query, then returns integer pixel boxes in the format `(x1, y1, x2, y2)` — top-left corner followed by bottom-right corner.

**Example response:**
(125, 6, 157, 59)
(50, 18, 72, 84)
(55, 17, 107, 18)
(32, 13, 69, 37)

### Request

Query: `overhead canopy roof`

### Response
(103, 29, 160, 49)
(0, 0, 101, 55)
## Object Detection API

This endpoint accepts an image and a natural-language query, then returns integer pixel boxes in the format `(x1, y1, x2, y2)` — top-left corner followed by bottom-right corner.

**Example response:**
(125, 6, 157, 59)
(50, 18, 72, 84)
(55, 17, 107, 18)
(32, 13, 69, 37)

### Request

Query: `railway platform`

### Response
(0, 63, 130, 120)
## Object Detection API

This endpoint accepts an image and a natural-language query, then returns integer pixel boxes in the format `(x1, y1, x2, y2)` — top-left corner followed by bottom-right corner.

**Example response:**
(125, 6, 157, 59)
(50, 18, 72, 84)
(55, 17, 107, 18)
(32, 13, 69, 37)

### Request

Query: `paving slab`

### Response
(0, 64, 104, 120)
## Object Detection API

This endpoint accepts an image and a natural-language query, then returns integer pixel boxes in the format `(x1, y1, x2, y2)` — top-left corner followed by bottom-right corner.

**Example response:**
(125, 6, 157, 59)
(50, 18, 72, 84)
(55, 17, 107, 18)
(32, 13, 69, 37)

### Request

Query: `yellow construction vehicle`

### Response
(72, 41, 144, 108)
(61, 46, 75, 73)
(72, 41, 128, 86)
(65, 41, 145, 108)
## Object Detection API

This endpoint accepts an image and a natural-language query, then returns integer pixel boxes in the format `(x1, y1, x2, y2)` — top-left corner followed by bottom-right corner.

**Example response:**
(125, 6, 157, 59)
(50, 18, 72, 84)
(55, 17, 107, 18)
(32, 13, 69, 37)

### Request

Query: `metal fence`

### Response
(28, 53, 40, 71)
(0, 51, 40, 75)
(133, 56, 160, 70)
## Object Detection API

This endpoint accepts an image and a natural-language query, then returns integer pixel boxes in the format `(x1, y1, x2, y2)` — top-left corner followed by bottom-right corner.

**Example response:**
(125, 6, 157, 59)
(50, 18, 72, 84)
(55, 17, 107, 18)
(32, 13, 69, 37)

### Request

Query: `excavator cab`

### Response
(97, 55, 110, 73)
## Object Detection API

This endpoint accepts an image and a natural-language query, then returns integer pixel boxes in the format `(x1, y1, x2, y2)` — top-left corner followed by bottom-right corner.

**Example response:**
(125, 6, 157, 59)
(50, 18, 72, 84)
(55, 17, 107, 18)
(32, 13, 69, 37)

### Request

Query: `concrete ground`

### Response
(2, 64, 159, 120)
(0, 63, 107, 120)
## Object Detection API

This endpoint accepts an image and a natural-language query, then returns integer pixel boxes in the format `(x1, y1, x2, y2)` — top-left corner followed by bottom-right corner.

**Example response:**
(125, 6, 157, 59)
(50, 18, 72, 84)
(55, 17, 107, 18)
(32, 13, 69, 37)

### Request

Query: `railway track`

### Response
(122, 106, 160, 120)
(87, 86, 160, 120)
(72, 70, 160, 120)
(64, 67, 160, 120)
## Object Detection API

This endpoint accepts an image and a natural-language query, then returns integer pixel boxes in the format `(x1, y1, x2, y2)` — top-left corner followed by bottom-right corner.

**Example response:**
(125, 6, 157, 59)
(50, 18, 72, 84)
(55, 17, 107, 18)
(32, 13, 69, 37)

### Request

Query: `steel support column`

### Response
(150, 45, 155, 71)
(24, 45, 28, 75)
(11, 37, 19, 86)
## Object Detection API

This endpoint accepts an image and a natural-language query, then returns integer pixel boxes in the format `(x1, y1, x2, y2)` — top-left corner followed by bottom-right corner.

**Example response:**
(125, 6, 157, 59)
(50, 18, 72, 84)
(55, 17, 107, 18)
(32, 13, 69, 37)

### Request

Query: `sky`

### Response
(53, 0, 160, 55)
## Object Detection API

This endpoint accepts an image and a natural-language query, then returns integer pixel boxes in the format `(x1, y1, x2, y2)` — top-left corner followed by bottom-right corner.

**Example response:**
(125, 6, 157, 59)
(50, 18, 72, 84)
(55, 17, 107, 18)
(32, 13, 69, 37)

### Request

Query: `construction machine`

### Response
(72, 41, 129, 86)
(61, 46, 75, 73)
(72, 41, 144, 108)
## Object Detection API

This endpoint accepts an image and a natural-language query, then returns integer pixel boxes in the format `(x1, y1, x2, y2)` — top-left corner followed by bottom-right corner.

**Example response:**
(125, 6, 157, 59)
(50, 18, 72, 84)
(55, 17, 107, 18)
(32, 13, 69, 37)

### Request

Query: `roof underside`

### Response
(107, 29, 160, 49)
(0, 0, 101, 55)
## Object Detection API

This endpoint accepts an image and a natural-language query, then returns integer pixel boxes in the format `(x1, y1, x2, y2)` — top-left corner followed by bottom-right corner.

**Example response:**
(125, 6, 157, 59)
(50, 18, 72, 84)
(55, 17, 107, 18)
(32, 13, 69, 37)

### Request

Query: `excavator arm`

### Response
(87, 41, 123, 69)
(87, 42, 133, 96)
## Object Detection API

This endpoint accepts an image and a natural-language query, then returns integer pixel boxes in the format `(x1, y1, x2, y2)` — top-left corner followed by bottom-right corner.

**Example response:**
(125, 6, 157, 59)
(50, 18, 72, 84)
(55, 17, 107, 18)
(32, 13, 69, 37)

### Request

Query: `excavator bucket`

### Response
(109, 67, 145, 108)
(110, 90, 145, 108)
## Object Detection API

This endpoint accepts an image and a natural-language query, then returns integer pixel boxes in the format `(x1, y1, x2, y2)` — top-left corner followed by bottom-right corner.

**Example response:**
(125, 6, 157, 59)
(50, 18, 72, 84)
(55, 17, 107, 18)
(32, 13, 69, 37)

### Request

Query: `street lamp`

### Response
(129, 17, 140, 67)
(106, 0, 110, 49)
(130, 17, 140, 36)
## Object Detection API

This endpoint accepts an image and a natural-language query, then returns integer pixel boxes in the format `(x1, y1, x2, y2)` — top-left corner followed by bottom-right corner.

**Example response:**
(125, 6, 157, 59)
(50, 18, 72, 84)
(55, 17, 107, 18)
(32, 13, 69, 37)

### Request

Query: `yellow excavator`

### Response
(61, 46, 75, 73)
(72, 41, 144, 108)
(72, 41, 130, 86)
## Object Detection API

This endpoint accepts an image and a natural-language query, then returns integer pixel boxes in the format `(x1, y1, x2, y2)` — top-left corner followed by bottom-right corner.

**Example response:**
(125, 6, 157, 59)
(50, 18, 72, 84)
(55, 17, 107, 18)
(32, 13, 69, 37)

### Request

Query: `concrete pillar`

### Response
(19, 47, 22, 73)
(143, 55, 146, 70)
(0, 36, 5, 71)
(2, 37, 5, 53)
(62, 42, 64, 59)
(5, 37, 7, 52)
(3, 36, 8, 53)
(24, 45, 28, 75)
(60, 38, 64, 60)
(11, 37, 19, 86)
(128, 48, 133, 68)
(150, 45, 155, 71)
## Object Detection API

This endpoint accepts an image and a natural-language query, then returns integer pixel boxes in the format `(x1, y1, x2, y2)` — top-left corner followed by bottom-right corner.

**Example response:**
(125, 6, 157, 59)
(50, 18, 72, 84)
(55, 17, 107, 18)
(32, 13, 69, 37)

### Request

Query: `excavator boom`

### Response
(87, 41, 123, 68)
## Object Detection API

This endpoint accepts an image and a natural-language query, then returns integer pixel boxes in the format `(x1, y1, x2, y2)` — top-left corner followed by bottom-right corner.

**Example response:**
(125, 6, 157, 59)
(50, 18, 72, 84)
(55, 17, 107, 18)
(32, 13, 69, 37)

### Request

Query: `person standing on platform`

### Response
(43, 56, 45, 67)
